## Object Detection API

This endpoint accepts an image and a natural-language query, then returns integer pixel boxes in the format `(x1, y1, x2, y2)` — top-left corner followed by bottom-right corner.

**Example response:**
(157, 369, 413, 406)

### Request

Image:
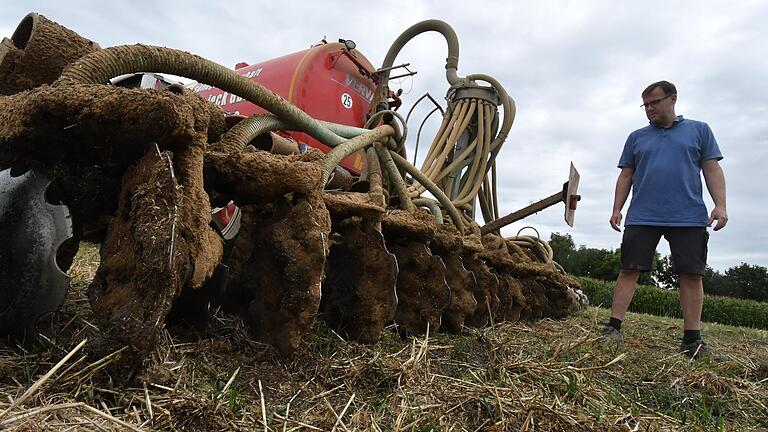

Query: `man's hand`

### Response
(702, 159, 727, 231)
(611, 168, 633, 233)
(610, 210, 623, 232)
(708, 206, 728, 231)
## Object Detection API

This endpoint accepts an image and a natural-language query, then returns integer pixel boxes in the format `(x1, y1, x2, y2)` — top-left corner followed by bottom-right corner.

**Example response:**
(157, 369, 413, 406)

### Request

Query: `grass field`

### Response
(1, 243, 767, 431)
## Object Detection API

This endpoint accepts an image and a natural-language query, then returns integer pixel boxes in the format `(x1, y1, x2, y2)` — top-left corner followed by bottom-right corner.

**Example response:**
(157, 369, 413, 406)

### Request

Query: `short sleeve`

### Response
(700, 123, 723, 162)
(618, 133, 635, 168)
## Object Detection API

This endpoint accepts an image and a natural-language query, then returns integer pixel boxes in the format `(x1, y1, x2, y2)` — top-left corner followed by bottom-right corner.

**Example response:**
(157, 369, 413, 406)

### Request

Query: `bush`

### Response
(577, 277, 768, 329)
(579, 277, 614, 309)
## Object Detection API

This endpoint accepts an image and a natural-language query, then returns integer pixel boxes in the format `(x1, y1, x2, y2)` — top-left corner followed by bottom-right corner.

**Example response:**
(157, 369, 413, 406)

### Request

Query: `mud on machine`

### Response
(0, 13, 584, 369)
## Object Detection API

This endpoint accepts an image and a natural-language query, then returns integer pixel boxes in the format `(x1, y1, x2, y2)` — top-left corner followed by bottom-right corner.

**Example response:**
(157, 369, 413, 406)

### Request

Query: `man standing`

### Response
(603, 80, 728, 359)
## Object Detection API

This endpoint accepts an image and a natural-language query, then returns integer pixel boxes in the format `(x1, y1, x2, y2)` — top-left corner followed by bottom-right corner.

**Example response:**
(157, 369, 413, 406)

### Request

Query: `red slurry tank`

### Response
(189, 41, 377, 174)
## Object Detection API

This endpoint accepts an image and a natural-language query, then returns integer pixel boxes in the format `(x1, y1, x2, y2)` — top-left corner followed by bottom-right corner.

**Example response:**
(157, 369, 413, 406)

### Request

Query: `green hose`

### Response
(365, 146, 384, 205)
(375, 142, 414, 211)
(478, 185, 494, 226)
(491, 161, 499, 220)
(380, 19, 463, 87)
(413, 198, 444, 224)
(218, 114, 290, 152)
(365, 109, 408, 150)
(321, 125, 395, 185)
(319, 120, 376, 139)
(388, 150, 464, 235)
(466, 73, 515, 154)
(219, 113, 382, 143)
(56, 45, 347, 148)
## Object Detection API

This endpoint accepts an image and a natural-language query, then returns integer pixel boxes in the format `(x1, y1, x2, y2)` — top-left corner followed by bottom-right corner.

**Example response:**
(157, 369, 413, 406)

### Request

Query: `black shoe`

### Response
(679, 339, 728, 362)
(599, 323, 624, 347)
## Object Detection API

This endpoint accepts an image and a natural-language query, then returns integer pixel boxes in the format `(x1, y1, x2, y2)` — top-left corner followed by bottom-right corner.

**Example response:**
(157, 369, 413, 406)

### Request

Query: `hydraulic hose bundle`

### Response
(408, 97, 494, 206)
(370, 20, 516, 230)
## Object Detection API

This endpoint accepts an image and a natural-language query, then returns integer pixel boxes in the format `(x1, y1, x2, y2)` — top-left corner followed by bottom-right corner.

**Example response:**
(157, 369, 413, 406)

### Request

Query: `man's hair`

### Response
(642, 80, 677, 98)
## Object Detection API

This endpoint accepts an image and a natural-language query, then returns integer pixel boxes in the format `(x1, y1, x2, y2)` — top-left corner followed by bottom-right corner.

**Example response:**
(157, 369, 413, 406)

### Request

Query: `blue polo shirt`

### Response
(618, 116, 722, 226)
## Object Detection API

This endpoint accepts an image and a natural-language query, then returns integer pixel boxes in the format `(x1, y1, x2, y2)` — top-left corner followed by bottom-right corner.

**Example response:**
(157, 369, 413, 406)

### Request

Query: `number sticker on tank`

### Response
(341, 93, 353, 109)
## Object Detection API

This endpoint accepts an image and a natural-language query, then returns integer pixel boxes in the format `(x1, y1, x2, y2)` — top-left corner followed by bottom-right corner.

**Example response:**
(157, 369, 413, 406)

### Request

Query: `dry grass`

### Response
(1, 243, 767, 431)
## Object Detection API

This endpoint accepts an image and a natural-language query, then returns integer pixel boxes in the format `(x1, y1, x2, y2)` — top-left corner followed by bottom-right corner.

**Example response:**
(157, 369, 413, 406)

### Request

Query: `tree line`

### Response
(549, 232, 768, 302)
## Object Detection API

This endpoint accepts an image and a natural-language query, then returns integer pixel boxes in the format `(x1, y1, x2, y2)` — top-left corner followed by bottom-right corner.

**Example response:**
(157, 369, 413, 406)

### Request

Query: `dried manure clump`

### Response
(0, 13, 100, 95)
(0, 79, 230, 370)
(88, 145, 221, 368)
(221, 191, 330, 355)
(389, 241, 451, 335)
(0, 33, 585, 369)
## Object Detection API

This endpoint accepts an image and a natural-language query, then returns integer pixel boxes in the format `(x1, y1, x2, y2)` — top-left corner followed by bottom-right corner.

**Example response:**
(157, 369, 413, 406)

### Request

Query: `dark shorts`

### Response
(620, 225, 709, 275)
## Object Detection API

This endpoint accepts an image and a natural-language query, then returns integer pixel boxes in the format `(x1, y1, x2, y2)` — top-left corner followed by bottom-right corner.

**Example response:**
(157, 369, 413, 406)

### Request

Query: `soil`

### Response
(0, 84, 218, 173)
(430, 220, 463, 254)
(0, 82, 224, 371)
(494, 272, 525, 323)
(87, 144, 222, 370)
(462, 254, 501, 328)
(204, 148, 324, 203)
(381, 209, 437, 243)
(323, 191, 385, 220)
(321, 218, 398, 344)
(221, 189, 330, 355)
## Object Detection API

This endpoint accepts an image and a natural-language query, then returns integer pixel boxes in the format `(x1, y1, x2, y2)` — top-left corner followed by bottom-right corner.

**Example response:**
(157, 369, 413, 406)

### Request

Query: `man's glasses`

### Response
(640, 93, 675, 110)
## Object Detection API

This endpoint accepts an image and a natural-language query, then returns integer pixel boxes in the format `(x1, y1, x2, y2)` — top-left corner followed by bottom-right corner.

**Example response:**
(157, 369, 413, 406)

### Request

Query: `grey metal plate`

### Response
(0, 169, 73, 343)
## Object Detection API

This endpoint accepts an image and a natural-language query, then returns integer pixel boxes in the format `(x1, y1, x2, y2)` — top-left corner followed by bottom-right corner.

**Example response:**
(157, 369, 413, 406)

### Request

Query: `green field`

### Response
(0, 244, 766, 431)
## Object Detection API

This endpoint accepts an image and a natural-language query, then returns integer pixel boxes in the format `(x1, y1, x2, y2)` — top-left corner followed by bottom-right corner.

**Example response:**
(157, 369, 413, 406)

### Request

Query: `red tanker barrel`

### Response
(190, 42, 377, 174)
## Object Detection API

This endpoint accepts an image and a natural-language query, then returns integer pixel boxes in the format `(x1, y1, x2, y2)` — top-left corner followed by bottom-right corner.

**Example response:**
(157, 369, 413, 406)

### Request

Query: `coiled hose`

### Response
(508, 227, 565, 273)
(375, 142, 414, 211)
(55, 45, 403, 196)
(220, 113, 396, 147)
(413, 198, 443, 224)
(321, 125, 395, 185)
(388, 151, 464, 235)
(217, 112, 404, 194)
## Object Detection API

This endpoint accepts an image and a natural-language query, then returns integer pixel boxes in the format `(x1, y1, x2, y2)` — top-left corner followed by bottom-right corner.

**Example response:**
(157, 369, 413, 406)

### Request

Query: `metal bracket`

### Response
(452, 85, 501, 106)
(480, 162, 581, 234)
(564, 162, 580, 227)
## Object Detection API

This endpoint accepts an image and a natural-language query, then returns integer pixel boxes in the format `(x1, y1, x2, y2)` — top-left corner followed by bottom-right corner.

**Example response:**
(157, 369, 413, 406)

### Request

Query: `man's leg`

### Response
(601, 269, 640, 345)
(679, 272, 703, 331)
(601, 226, 661, 345)
(666, 227, 708, 333)
(665, 228, 722, 359)
(611, 226, 662, 322)
(611, 269, 640, 320)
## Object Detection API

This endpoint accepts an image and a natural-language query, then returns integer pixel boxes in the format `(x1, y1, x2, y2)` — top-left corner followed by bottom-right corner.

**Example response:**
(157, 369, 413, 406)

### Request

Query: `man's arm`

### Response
(610, 167, 634, 231)
(702, 159, 728, 230)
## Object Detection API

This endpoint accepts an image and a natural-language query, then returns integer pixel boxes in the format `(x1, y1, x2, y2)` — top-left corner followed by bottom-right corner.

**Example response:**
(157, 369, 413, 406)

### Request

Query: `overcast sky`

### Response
(2, 0, 766, 271)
